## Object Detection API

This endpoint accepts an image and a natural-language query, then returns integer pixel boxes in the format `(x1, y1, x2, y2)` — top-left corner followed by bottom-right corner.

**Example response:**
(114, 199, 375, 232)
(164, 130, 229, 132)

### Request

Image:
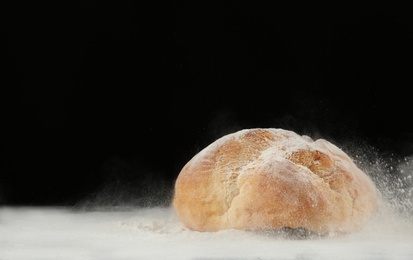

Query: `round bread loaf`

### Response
(173, 128, 378, 234)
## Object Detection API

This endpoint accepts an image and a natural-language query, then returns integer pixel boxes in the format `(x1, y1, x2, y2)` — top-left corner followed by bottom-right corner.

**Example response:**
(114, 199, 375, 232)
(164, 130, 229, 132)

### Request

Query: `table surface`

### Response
(1, 206, 412, 260)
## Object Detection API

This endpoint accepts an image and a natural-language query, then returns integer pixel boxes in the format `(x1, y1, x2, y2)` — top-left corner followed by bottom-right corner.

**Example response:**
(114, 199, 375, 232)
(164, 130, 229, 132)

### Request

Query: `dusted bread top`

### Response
(173, 128, 378, 234)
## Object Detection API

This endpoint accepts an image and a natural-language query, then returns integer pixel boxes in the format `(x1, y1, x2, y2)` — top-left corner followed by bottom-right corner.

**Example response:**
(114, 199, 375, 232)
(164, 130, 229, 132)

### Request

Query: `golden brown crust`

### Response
(172, 128, 378, 234)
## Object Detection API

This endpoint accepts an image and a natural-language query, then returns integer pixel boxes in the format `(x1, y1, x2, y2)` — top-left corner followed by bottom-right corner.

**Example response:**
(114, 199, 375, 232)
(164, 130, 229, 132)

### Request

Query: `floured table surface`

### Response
(1, 206, 413, 260)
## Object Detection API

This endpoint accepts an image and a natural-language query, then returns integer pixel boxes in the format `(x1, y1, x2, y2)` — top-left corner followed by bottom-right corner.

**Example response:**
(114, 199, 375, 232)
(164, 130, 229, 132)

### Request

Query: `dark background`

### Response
(2, 2, 413, 207)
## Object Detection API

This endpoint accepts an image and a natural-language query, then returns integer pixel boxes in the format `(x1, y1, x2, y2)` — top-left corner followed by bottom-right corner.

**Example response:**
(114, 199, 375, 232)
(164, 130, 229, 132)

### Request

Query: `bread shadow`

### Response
(253, 227, 334, 240)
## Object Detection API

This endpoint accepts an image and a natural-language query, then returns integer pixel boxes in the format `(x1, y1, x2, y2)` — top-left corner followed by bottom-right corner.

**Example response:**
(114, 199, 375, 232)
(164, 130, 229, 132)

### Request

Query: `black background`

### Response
(2, 2, 413, 207)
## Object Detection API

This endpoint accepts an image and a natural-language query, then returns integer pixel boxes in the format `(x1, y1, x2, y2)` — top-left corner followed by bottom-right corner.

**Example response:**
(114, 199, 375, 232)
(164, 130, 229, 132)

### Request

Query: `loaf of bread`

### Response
(172, 128, 378, 234)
